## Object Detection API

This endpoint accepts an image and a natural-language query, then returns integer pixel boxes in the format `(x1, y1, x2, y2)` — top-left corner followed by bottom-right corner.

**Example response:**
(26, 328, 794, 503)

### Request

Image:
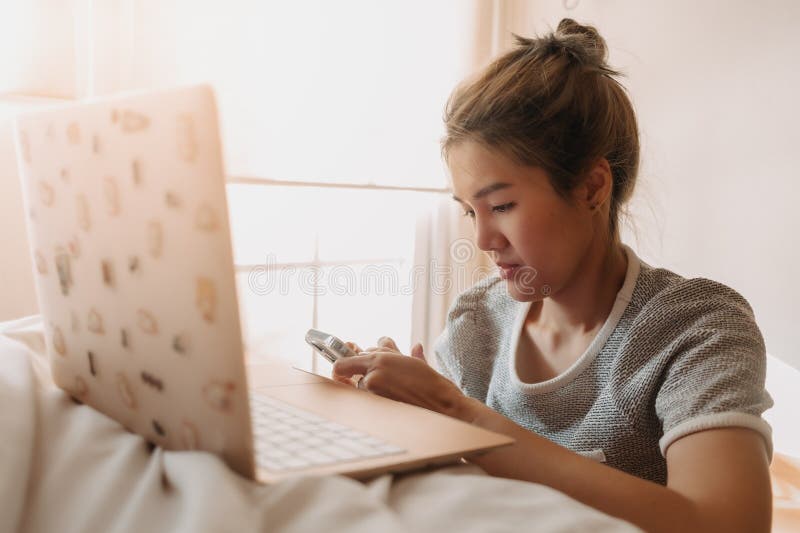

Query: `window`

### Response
(1, 0, 490, 371)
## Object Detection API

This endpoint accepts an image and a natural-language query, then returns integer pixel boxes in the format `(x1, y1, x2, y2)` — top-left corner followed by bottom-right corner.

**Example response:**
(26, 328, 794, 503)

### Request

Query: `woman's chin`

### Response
(503, 280, 550, 302)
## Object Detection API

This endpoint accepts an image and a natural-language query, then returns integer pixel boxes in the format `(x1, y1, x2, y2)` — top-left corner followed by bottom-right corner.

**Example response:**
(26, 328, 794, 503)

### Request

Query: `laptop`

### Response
(13, 84, 513, 484)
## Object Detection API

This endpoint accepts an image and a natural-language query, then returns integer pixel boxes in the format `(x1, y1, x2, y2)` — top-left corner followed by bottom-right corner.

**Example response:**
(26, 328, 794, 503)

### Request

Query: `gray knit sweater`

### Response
(432, 245, 773, 484)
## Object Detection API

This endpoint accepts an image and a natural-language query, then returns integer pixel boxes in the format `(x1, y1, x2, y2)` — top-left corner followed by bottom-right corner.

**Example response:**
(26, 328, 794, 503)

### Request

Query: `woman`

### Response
(333, 19, 773, 533)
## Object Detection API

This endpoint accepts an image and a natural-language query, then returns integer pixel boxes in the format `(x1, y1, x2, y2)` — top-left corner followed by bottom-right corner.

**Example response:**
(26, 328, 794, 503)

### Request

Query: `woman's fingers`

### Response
(377, 336, 399, 351)
(332, 353, 376, 379)
(347, 337, 410, 357)
(332, 374, 354, 386)
(410, 342, 426, 362)
(344, 341, 363, 355)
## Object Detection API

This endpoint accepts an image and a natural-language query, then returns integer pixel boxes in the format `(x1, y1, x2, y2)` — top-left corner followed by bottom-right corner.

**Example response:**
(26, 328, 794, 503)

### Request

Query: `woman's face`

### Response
(447, 140, 596, 302)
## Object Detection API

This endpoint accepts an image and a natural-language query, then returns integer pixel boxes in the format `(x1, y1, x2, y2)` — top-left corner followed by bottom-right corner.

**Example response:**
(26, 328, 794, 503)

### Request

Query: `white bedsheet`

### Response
(0, 315, 639, 533)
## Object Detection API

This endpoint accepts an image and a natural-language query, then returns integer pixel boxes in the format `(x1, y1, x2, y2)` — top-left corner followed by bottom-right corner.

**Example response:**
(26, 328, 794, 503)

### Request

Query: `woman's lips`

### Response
(497, 263, 520, 279)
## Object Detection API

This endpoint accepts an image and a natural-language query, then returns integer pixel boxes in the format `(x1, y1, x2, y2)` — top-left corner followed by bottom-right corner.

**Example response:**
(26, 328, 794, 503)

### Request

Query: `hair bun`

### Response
(554, 18, 608, 67)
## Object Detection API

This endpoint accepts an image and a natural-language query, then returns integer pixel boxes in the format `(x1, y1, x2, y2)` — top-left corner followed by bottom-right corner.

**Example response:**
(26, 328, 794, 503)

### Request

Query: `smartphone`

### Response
(305, 328, 358, 363)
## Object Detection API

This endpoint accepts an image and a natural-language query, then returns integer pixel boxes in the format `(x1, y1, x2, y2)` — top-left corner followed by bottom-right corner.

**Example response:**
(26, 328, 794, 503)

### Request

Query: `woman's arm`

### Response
(333, 341, 772, 533)
(456, 396, 772, 533)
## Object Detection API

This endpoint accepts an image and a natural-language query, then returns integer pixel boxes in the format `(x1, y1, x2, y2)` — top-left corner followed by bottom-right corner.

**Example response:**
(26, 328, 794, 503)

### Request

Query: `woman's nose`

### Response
(474, 215, 507, 253)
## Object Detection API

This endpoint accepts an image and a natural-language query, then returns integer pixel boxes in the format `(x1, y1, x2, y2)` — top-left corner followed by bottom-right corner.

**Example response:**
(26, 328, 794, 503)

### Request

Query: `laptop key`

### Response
(355, 435, 385, 447)
(263, 448, 292, 460)
(263, 433, 292, 445)
(292, 411, 325, 423)
(319, 421, 348, 432)
(283, 428, 312, 440)
(259, 459, 288, 471)
(338, 429, 370, 440)
(281, 457, 312, 469)
(323, 447, 362, 461)
(338, 440, 380, 456)
(299, 450, 338, 465)
(276, 440, 314, 453)
(303, 436, 326, 448)
(294, 422, 322, 433)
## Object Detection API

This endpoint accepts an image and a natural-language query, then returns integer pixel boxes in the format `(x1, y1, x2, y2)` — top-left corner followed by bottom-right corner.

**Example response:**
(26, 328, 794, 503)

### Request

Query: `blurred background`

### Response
(0, 1, 798, 419)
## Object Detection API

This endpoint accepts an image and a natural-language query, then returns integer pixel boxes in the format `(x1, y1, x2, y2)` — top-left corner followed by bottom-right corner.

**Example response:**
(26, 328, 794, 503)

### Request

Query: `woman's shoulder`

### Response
(433, 274, 519, 389)
(610, 260, 771, 440)
(436, 274, 521, 359)
(616, 260, 766, 385)
(445, 274, 519, 324)
(630, 262, 759, 328)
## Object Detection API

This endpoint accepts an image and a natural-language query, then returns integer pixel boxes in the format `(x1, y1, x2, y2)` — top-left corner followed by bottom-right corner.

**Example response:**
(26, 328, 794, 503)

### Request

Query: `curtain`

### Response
(410, 0, 514, 363)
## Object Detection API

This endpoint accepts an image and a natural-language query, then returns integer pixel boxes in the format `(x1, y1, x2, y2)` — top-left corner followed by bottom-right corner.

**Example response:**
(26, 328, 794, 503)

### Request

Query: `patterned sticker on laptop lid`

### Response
(66, 122, 81, 144)
(196, 277, 216, 323)
(103, 177, 121, 216)
(111, 109, 150, 133)
(52, 325, 66, 356)
(76, 194, 91, 232)
(117, 373, 137, 409)
(87, 308, 104, 334)
(38, 181, 54, 206)
(55, 247, 72, 295)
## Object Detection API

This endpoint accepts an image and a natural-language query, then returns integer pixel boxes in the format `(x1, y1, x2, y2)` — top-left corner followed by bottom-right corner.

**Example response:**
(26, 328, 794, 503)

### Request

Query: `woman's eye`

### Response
(462, 203, 513, 218)
(492, 202, 515, 213)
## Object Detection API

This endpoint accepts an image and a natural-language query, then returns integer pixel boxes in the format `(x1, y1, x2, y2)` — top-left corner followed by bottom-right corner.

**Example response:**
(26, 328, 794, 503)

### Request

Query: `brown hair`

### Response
(442, 18, 639, 241)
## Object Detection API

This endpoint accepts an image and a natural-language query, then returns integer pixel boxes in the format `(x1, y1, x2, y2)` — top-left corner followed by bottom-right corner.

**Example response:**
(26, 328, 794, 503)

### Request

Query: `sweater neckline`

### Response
(508, 244, 642, 394)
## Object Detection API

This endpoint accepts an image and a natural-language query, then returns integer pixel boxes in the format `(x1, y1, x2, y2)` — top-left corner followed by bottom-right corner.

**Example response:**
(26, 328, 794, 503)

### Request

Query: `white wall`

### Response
(504, 0, 800, 369)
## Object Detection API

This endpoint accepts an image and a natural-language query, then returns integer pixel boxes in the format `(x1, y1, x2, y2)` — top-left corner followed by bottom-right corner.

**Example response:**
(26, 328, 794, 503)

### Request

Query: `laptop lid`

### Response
(14, 85, 256, 478)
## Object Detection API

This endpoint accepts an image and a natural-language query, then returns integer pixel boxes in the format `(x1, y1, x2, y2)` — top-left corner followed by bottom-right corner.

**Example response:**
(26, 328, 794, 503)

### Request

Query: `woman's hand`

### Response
(332, 336, 469, 420)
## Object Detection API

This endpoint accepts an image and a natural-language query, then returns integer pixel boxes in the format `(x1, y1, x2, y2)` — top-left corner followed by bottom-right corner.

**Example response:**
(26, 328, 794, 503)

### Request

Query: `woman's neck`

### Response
(526, 237, 628, 337)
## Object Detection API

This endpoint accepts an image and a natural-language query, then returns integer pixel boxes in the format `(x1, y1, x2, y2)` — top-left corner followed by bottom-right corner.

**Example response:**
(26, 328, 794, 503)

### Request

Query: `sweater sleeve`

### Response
(432, 290, 477, 386)
(653, 278, 774, 458)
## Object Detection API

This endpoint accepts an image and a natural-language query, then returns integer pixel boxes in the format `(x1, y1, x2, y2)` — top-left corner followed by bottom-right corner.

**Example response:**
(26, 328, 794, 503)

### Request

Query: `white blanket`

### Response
(0, 315, 639, 533)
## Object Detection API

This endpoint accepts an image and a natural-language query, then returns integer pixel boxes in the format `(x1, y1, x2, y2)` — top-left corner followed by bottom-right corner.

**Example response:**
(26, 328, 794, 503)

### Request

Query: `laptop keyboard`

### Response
(249, 393, 406, 472)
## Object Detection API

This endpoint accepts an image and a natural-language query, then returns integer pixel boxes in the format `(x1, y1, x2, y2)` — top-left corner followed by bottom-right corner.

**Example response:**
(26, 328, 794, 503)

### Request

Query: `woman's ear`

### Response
(578, 157, 613, 211)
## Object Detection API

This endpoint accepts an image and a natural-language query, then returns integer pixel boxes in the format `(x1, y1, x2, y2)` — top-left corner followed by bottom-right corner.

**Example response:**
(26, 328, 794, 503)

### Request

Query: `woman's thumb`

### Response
(377, 336, 399, 351)
(410, 342, 426, 362)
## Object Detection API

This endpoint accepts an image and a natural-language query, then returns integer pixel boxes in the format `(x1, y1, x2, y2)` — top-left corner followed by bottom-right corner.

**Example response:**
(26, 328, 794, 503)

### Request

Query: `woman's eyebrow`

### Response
(451, 182, 512, 203)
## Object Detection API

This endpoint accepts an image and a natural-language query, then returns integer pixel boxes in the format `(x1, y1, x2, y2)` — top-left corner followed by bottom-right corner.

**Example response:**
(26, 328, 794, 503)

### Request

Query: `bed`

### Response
(0, 314, 642, 532)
